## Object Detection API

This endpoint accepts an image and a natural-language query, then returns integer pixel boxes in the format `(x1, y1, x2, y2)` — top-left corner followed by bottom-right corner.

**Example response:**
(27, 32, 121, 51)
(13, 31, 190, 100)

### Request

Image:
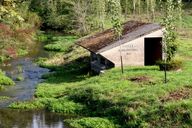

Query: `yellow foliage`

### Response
(0, 0, 24, 22)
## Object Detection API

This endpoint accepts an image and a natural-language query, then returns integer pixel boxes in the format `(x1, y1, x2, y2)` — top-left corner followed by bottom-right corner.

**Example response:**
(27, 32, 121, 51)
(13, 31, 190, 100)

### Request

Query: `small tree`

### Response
(177, 0, 183, 27)
(72, 0, 90, 35)
(150, 0, 156, 21)
(162, 0, 177, 62)
(92, 0, 106, 31)
(162, 0, 182, 83)
(108, 0, 123, 73)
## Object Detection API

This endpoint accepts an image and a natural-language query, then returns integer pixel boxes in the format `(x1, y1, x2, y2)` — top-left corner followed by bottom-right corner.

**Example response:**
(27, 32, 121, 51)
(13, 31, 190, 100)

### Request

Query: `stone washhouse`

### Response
(76, 21, 164, 73)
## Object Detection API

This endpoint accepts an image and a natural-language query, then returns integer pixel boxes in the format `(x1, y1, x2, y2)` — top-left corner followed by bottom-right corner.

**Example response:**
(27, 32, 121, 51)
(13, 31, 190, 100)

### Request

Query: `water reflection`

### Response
(0, 109, 66, 128)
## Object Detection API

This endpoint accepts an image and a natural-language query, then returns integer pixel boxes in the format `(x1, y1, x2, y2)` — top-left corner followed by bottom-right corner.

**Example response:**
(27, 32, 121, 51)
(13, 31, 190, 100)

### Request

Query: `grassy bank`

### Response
(0, 70, 15, 90)
(0, 96, 10, 102)
(9, 30, 192, 127)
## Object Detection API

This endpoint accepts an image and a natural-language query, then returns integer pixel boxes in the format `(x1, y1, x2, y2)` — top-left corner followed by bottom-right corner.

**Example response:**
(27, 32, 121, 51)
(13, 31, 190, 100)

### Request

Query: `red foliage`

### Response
(0, 23, 13, 37)
(15, 28, 35, 35)
(5, 47, 17, 58)
(0, 23, 36, 40)
(13, 28, 36, 42)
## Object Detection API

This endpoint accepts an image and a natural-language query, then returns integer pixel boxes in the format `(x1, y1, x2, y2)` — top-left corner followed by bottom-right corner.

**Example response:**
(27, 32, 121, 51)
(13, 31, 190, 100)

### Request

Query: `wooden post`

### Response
(121, 55, 124, 74)
(164, 58, 167, 83)
(119, 37, 124, 74)
(164, 46, 168, 83)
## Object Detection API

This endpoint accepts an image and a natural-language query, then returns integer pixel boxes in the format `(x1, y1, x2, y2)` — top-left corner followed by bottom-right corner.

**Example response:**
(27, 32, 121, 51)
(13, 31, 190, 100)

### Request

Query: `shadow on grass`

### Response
(66, 86, 139, 127)
(41, 56, 90, 84)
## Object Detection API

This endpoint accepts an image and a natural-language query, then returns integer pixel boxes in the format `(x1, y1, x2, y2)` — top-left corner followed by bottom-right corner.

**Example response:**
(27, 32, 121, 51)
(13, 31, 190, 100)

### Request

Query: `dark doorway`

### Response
(144, 37, 162, 65)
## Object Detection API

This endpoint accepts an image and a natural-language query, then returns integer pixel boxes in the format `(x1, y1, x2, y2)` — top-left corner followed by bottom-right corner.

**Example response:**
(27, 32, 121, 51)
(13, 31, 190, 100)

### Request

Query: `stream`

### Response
(0, 42, 67, 128)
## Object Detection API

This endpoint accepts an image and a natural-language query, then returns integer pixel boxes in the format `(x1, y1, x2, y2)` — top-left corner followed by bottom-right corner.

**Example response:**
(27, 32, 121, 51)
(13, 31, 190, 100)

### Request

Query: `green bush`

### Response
(0, 56, 10, 63)
(44, 42, 67, 52)
(35, 57, 48, 67)
(65, 117, 119, 128)
(17, 48, 28, 56)
(47, 98, 85, 114)
(9, 98, 52, 110)
(44, 35, 77, 52)
(36, 32, 49, 42)
(157, 58, 183, 71)
(0, 96, 10, 101)
(0, 71, 15, 86)
(68, 86, 102, 104)
(16, 75, 24, 81)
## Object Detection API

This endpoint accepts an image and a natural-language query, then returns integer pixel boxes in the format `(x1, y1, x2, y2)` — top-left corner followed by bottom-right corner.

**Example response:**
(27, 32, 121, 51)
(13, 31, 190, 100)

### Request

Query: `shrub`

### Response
(17, 48, 28, 56)
(65, 117, 119, 128)
(44, 42, 66, 52)
(0, 71, 15, 86)
(47, 98, 85, 114)
(157, 58, 183, 71)
(44, 36, 77, 52)
(0, 55, 9, 63)
(9, 98, 47, 110)
(0, 96, 10, 101)
(36, 32, 49, 42)
(16, 75, 24, 81)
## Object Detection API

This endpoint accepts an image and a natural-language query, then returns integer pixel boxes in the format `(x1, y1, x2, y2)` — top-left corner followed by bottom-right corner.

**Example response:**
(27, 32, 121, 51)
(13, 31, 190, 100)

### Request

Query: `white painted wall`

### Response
(100, 29, 164, 67)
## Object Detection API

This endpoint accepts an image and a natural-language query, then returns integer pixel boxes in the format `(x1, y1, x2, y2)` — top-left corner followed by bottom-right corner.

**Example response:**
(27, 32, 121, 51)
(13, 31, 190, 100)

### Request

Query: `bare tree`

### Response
(72, 0, 90, 35)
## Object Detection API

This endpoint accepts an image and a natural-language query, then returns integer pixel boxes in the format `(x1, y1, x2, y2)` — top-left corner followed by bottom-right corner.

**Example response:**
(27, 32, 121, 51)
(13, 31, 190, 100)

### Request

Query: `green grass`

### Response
(44, 35, 78, 52)
(182, 15, 192, 28)
(65, 117, 119, 128)
(9, 14, 192, 128)
(0, 70, 15, 88)
(47, 97, 85, 114)
(178, 38, 192, 59)
(0, 96, 10, 102)
(10, 35, 192, 127)
(10, 98, 48, 110)
(0, 55, 10, 63)
(16, 75, 24, 81)
(17, 48, 28, 56)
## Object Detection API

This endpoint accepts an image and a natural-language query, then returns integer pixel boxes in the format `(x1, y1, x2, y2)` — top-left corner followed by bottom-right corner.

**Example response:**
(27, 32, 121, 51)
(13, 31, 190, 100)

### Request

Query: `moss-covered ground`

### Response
(0, 70, 15, 90)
